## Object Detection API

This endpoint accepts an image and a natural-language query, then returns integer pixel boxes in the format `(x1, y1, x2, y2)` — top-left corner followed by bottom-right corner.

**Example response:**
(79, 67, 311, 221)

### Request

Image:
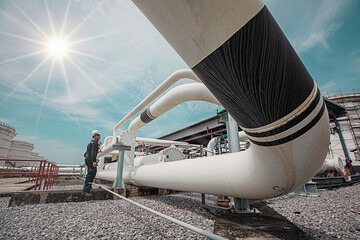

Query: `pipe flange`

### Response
(161, 147, 185, 162)
(118, 130, 136, 146)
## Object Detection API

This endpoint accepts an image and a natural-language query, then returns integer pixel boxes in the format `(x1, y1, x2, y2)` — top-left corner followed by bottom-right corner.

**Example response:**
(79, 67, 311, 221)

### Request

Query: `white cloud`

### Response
(265, 0, 348, 54)
(293, 23, 341, 53)
(291, 1, 346, 53)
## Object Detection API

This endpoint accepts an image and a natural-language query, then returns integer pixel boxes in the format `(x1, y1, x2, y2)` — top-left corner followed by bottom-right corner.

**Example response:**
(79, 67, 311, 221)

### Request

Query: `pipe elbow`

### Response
(170, 69, 201, 83)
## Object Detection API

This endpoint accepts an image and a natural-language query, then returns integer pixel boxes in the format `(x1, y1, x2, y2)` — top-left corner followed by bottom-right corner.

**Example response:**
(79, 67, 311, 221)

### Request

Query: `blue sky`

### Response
(0, 0, 359, 164)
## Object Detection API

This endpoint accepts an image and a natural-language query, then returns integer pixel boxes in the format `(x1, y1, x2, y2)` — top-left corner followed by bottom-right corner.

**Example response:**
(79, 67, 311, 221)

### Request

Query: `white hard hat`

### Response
(91, 130, 100, 136)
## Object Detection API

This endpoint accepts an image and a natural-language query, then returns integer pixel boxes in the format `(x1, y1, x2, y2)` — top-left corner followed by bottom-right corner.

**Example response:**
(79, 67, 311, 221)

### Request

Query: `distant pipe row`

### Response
(207, 132, 248, 157)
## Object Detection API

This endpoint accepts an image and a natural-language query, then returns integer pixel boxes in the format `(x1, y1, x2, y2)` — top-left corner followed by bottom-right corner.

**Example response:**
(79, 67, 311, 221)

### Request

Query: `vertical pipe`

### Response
(200, 145, 206, 204)
(217, 141, 222, 155)
(113, 151, 125, 188)
(225, 113, 240, 153)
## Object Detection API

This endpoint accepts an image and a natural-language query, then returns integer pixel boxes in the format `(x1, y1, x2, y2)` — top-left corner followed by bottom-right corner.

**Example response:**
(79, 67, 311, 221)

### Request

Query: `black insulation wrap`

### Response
(249, 102, 326, 146)
(245, 88, 321, 138)
(140, 108, 155, 123)
(192, 6, 315, 129)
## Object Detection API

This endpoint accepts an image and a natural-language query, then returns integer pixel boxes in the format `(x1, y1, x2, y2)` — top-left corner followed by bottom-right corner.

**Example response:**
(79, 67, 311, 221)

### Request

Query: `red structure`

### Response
(0, 159, 59, 190)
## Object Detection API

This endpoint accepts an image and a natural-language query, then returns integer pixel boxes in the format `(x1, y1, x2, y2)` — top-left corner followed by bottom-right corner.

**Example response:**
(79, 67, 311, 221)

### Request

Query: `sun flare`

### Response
(0, 0, 125, 125)
(47, 38, 68, 58)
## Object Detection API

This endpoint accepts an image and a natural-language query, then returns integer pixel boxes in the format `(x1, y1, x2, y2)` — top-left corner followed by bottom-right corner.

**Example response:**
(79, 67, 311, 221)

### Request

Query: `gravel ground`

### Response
(2, 184, 359, 239)
(0, 192, 216, 240)
(266, 183, 360, 240)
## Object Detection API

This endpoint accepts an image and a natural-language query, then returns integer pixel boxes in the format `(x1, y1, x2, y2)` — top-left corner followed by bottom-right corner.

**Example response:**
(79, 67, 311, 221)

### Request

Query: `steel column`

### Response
(225, 113, 240, 153)
(334, 118, 354, 174)
(112, 144, 131, 188)
(200, 145, 206, 204)
(226, 113, 249, 210)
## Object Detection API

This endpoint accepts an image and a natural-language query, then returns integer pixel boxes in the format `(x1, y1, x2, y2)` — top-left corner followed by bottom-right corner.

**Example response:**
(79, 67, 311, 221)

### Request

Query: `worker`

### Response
(82, 130, 101, 197)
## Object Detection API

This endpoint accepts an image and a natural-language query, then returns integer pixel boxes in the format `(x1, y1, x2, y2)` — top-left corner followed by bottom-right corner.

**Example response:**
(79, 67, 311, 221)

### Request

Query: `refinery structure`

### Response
(327, 90, 360, 162)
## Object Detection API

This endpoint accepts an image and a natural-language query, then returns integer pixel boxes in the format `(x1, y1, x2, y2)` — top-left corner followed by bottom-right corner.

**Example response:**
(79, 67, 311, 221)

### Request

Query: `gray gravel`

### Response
(266, 183, 360, 239)
(2, 184, 359, 239)
(0, 192, 215, 240)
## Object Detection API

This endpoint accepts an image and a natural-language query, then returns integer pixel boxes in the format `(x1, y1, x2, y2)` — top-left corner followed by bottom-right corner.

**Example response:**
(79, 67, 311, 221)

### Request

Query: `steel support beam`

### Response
(334, 118, 354, 174)
(226, 113, 249, 211)
(112, 144, 131, 188)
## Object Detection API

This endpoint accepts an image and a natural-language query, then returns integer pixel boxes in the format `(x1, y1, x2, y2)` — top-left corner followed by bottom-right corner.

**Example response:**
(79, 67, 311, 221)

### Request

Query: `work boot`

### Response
(82, 192, 92, 197)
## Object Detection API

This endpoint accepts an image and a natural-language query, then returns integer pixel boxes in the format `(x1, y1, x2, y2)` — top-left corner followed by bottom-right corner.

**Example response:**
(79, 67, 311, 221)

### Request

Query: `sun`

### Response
(46, 38, 68, 58)
(0, 0, 126, 125)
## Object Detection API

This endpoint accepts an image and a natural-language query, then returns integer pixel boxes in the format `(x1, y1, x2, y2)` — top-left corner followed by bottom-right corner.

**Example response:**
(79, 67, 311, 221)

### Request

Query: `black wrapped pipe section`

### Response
(192, 6, 315, 130)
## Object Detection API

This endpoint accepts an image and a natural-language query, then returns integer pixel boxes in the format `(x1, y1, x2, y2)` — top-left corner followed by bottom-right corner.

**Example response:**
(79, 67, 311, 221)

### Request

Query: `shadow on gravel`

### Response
(298, 225, 338, 240)
(213, 200, 314, 240)
(141, 193, 213, 216)
(138, 194, 314, 239)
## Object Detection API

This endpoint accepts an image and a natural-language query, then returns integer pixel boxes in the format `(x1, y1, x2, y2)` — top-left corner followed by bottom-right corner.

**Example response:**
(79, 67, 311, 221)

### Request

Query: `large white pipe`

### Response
(317, 152, 345, 174)
(57, 164, 81, 168)
(100, 0, 330, 199)
(136, 137, 190, 148)
(128, 83, 220, 135)
(98, 69, 201, 158)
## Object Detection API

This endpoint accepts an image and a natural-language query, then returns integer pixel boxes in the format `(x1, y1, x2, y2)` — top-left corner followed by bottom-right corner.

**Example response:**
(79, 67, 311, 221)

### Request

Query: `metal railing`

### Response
(326, 89, 360, 98)
(0, 158, 59, 190)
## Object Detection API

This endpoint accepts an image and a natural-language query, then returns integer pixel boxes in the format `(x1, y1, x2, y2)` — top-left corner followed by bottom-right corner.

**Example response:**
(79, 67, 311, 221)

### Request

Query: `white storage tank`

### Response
(30, 152, 40, 159)
(7, 140, 35, 160)
(0, 122, 17, 159)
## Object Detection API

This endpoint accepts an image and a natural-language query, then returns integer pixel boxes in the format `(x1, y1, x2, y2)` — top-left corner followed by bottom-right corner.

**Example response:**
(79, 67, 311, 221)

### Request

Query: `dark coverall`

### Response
(83, 138, 99, 193)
